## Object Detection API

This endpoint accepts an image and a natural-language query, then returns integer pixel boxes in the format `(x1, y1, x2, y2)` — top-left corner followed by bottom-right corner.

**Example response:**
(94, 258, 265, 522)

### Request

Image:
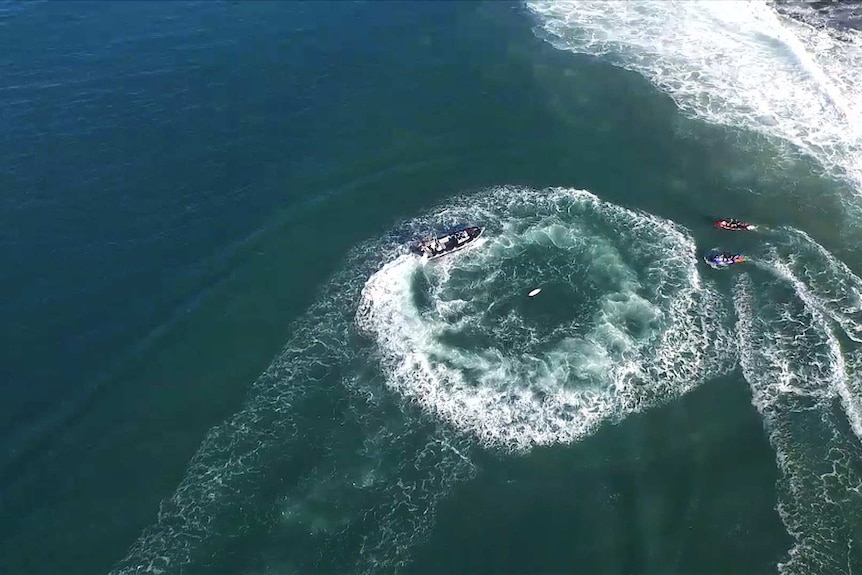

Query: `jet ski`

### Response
(704, 251, 746, 269)
(714, 218, 756, 231)
(410, 225, 483, 260)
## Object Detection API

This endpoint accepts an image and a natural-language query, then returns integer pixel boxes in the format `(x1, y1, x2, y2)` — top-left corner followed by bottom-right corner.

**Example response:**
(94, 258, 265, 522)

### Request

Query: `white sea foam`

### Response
(765, 228, 862, 342)
(109, 238, 475, 575)
(734, 273, 862, 575)
(751, 229, 862, 441)
(734, 224, 862, 573)
(270, 400, 477, 575)
(357, 186, 734, 452)
(526, 0, 862, 194)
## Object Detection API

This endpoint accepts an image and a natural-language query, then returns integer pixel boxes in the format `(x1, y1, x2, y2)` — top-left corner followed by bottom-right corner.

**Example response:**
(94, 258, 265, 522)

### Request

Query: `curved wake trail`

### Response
(111, 185, 862, 575)
(756, 229, 862, 438)
(730, 226, 862, 575)
(357, 187, 734, 452)
(526, 0, 862, 195)
(108, 241, 478, 575)
(110, 186, 737, 574)
(734, 273, 862, 575)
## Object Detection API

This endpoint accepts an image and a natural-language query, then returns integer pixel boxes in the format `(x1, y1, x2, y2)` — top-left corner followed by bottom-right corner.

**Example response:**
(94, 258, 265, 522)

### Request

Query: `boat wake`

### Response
(734, 262, 862, 574)
(111, 186, 862, 575)
(357, 186, 733, 451)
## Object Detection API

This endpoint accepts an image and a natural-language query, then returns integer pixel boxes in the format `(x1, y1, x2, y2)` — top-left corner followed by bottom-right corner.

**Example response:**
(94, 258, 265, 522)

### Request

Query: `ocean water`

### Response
(2, 1, 862, 574)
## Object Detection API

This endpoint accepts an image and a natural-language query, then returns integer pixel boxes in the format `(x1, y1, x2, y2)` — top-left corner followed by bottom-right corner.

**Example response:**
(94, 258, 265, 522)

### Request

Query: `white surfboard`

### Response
(528, 288, 542, 297)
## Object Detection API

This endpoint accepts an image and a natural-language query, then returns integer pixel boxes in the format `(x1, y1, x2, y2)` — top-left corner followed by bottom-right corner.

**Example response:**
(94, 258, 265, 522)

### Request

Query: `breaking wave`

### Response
(526, 0, 862, 195)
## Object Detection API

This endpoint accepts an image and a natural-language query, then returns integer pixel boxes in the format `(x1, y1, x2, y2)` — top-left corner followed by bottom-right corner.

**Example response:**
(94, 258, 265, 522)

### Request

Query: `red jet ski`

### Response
(714, 218, 756, 231)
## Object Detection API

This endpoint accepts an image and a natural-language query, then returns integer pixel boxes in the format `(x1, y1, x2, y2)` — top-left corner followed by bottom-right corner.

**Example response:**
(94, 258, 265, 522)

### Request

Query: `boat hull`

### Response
(411, 226, 483, 260)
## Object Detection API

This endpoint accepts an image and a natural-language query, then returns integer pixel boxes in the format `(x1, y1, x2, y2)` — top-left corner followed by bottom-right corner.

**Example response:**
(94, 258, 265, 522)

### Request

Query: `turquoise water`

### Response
(2, 1, 862, 574)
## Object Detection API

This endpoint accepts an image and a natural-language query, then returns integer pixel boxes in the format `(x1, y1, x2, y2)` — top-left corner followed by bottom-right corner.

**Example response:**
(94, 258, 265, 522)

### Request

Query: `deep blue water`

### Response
(1, 0, 461, 468)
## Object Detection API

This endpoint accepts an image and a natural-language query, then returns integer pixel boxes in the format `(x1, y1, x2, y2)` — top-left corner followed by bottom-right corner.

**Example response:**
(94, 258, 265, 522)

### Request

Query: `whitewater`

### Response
(526, 0, 862, 202)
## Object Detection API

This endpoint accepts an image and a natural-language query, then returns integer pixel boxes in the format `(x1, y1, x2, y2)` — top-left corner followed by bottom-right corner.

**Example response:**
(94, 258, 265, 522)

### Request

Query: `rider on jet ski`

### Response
(714, 218, 755, 231)
(709, 251, 745, 267)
